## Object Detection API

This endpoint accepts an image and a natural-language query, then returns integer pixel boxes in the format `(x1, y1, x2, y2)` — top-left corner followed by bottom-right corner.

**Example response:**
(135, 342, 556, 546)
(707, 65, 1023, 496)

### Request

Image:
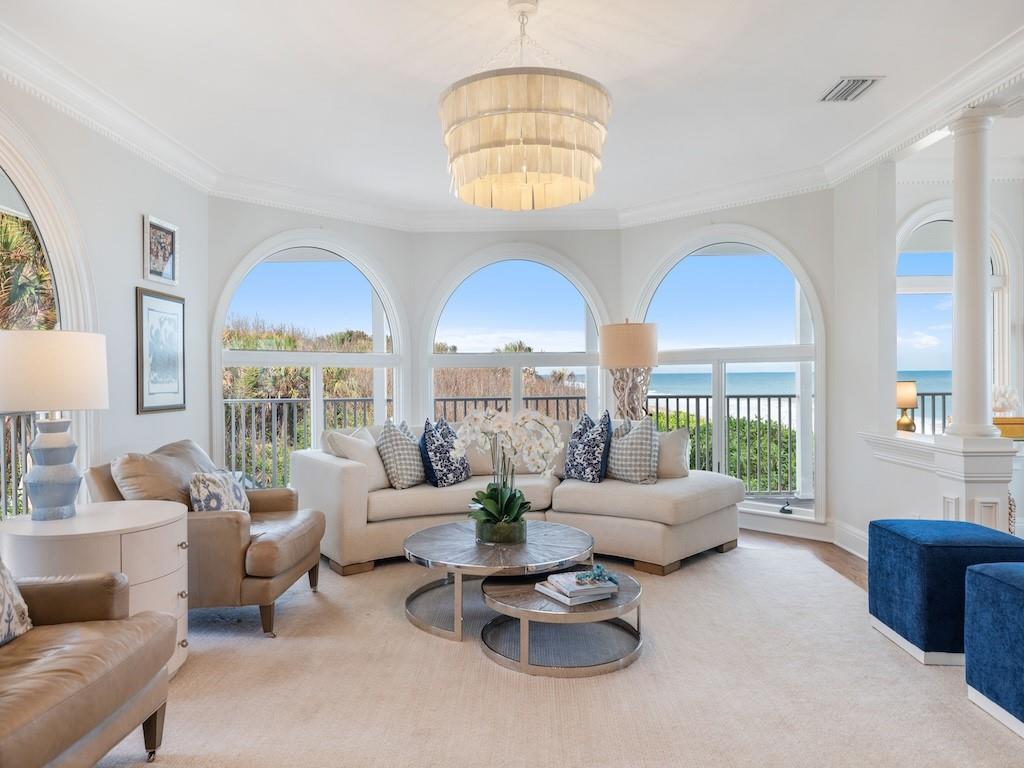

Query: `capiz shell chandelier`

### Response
(439, 1, 611, 212)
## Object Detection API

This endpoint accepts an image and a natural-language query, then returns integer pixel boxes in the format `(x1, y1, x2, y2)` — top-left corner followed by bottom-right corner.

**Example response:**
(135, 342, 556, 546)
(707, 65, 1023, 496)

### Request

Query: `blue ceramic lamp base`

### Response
(24, 418, 82, 521)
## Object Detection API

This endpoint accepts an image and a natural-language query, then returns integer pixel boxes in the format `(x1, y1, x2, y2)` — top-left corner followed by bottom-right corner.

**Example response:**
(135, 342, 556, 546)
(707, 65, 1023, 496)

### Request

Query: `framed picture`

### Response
(136, 288, 185, 413)
(143, 214, 178, 285)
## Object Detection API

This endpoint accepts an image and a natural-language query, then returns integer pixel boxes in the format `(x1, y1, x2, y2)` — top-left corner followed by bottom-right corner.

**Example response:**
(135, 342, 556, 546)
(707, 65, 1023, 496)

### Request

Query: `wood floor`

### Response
(739, 529, 867, 590)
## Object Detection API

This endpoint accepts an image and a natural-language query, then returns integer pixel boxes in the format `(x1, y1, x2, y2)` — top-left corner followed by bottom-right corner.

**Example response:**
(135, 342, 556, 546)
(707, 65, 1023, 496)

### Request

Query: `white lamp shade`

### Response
(0, 331, 109, 412)
(896, 380, 918, 409)
(599, 322, 658, 369)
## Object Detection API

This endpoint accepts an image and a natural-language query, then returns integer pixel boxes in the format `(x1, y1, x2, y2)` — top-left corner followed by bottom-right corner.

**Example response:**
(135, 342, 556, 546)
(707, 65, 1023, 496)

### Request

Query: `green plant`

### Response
(467, 482, 531, 525)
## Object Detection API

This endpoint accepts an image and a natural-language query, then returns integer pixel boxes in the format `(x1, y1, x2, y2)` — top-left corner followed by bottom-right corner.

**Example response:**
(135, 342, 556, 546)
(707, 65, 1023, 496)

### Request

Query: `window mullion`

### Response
(310, 364, 324, 449)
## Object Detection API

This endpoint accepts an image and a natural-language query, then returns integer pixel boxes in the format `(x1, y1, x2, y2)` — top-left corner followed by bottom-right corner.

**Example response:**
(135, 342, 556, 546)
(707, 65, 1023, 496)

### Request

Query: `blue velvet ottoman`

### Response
(868, 519, 1024, 664)
(965, 563, 1024, 739)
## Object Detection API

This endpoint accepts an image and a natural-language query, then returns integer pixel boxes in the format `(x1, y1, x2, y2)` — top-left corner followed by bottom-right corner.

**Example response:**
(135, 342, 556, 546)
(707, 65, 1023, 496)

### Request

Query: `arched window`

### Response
(896, 218, 1010, 434)
(645, 242, 818, 518)
(1, 167, 59, 517)
(221, 246, 398, 487)
(431, 259, 599, 420)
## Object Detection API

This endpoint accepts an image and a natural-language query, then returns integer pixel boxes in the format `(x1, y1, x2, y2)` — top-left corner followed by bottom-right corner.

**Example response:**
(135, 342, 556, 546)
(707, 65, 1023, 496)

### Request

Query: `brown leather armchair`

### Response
(86, 464, 326, 636)
(0, 573, 175, 766)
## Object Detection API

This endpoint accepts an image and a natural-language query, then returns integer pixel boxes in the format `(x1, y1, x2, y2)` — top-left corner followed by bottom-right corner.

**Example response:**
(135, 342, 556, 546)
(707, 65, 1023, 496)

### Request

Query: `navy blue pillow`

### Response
(564, 412, 612, 483)
(419, 418, 471, 488)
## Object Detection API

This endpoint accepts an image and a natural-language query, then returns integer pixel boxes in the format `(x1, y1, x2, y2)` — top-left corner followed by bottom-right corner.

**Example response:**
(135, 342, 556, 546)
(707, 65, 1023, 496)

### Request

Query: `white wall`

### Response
(0, 79, 210, 462)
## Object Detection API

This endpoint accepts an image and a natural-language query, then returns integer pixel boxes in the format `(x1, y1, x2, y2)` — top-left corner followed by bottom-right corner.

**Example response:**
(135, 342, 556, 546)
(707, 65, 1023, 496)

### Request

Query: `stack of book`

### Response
(535, 570, 619, 606)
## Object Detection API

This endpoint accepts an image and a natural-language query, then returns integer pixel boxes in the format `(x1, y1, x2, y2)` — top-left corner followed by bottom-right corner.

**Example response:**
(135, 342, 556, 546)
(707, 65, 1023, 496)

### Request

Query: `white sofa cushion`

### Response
(551, 470, 745, 526)
(657, 428, 689, 478)
(367, 474, 560, 523)
(325, 428, 390, 492)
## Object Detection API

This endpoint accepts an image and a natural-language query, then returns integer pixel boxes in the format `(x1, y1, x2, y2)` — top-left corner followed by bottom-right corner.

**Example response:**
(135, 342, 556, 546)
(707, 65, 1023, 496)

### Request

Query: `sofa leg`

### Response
(308, 562, 320, 592)
(143, 702, 166, 762)
(633, 559, 681, 576)
(328, 559, 375, 576)
(714, 539, 738, 553)
(260, 603, 276, 637)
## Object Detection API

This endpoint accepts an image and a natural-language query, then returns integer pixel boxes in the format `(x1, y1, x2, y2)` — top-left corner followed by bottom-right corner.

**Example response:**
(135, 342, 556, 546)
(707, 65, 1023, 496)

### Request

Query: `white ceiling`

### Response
(2, 0, 1024, 229)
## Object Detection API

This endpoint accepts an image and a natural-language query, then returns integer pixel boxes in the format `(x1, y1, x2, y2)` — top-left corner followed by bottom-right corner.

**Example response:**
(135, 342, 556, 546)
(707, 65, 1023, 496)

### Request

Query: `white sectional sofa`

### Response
(290, 423, 744, 576)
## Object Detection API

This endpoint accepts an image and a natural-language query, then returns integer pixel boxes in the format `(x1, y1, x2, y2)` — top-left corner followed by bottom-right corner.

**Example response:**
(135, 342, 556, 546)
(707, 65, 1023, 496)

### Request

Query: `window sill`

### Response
(738, 500, 820, 523)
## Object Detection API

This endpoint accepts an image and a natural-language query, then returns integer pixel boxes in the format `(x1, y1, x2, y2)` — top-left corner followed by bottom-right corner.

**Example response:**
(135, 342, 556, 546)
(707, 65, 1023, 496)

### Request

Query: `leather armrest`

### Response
(247, 487, 298, 514)
(17, 573, 129, 625)
(187, 508, 252, 609)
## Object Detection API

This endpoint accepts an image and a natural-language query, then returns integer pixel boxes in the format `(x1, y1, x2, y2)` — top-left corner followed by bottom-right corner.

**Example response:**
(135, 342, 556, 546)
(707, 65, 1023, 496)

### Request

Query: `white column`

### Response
(795, 286, 814, 499)
(947, 112, 999, 437)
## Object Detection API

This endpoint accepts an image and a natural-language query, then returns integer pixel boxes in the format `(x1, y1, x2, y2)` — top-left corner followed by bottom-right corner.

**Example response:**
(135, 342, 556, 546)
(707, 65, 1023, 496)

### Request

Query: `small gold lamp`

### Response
(896, 380, 918, 432)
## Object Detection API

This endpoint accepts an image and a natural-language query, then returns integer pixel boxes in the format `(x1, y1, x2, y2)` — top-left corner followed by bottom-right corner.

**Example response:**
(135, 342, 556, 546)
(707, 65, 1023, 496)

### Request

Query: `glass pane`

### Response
(222, 367, 311, 489)
(523, 366, 587, 420)
(725, 362, 813, 508)
(896, 292, 952, 434)
(323, 367, 394, 428)
(435, 260, 587, 353)
(433, 368, 511, 421)
(224, 248, 392, 352)
(898, 220, 953, 276)
(0, 169, 58, 330)
(645, 243, 806, 348)
(647, 364, 713, 471)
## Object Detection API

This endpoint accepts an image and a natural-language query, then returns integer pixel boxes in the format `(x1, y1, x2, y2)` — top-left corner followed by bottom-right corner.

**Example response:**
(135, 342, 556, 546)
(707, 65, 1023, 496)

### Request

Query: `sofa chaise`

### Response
(290, 422, 744, 576)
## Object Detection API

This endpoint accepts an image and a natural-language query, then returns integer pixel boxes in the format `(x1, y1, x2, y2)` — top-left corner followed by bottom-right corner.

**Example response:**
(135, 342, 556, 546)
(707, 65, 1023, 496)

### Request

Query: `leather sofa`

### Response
(290, 424, 744, 576)
(0, 573, 175, 767)
(86, 452, 326, 637)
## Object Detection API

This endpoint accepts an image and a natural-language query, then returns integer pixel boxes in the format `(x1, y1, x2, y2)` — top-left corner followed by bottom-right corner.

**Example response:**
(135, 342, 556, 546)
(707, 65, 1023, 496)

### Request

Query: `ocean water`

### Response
(643, 370, 953, 396)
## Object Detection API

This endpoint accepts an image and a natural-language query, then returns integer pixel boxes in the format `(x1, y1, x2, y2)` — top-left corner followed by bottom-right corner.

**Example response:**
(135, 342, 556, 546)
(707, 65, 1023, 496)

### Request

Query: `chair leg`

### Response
(143, 702, 166, 763)
(308, 562, 320, 592)
(714, 539, 738, 553)
(260, 603, 276, 637)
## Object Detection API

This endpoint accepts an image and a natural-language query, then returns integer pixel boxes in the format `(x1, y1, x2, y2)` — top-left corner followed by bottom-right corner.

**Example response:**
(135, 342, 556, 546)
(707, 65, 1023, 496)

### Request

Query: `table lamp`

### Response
(599, 321, 658, 420)
(896, 380, 917, 433)
(0, 331, 109, 520)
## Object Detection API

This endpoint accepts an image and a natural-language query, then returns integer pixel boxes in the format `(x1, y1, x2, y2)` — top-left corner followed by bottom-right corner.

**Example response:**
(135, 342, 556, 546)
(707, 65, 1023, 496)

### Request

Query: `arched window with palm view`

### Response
(431, 259, 599, 420)
(221, 247, 398, 487)
(1, 167, 59, 518)
(644, 242, 818, 518)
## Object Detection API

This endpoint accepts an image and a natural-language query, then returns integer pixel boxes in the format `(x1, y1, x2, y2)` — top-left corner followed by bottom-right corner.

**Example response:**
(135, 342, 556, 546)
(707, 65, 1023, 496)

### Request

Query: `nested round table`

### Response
(480, 570, 642, 677)
(403, 520, 593, 641)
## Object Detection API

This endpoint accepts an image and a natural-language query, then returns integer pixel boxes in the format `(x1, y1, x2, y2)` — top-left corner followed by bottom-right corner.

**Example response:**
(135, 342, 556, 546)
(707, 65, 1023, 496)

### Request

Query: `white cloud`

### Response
(897, 331, 941, 350)
(934, 297, 953, 311)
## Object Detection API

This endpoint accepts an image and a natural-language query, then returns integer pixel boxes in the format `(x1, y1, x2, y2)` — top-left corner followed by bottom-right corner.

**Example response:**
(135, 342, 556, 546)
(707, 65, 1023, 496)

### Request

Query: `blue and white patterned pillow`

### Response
(189, 471, 250, 512)
(564, 411, 612, 483)
(420, 418, 471, 488)
(0, 558, 31, 647)
(377, 420, 426, 489)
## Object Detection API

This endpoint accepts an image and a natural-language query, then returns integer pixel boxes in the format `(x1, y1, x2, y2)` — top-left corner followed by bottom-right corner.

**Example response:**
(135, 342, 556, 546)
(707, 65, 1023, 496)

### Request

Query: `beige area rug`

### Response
(100, 545, 1023, 768)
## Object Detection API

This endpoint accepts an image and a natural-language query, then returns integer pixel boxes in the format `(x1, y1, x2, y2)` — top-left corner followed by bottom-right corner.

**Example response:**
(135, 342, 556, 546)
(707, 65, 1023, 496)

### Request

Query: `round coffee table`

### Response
(403, 520, 593, 641)
(480, 570, 642, 677)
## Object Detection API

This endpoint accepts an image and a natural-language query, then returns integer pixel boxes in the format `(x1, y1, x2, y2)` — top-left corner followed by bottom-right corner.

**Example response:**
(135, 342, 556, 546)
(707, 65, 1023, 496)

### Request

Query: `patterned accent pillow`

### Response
(564, 411, 612, 483)
(189, 471, 250, 512)
(608, 418, 660, 484)
(377, 420, 426, 490)
(0, 558, 31, 647)
(419, 418, 471, 488)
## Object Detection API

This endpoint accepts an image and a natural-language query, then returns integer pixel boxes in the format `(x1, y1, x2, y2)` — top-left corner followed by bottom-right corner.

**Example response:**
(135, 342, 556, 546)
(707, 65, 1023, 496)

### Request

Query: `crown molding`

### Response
(896, 157, 1024, 185)
(1, 20, 1023, 233)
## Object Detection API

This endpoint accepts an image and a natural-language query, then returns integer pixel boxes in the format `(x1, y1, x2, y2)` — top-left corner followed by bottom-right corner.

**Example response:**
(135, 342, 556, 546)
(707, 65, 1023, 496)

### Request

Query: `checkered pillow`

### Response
(377, 420, 425, 489)
(608, 418, 659, 484)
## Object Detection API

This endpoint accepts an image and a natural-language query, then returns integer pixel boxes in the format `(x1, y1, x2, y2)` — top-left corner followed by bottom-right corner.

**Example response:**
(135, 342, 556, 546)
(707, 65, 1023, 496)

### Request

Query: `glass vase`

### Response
(475, 519, 527, 545)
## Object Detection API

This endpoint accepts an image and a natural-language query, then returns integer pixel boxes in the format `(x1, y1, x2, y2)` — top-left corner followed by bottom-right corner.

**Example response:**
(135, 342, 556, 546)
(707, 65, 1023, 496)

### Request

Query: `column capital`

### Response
(950, 109, 998, 137)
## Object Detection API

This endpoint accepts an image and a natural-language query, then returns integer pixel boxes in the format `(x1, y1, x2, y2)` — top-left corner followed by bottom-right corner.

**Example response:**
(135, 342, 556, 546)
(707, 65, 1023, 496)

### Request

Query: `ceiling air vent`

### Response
(819, 77, 882, 103)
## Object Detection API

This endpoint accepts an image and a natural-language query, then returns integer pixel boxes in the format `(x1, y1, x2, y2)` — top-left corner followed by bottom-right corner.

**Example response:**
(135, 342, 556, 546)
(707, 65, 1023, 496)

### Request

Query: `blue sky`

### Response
(896, 250, 953, 371)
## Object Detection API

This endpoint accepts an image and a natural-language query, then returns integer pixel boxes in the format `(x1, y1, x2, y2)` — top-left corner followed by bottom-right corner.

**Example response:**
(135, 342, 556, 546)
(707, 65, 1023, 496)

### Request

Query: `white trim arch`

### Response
(896, 200, 1021, 392)
(423, 242, 613, 421)
(210, 228, 407, 463)
(631, 223, 828, 526)
(0, 107, 99, 468)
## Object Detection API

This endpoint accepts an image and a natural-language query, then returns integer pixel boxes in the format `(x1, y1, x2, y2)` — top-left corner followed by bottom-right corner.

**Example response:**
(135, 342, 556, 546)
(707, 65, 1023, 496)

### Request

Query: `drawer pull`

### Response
(178, 639, 189, 649)
(178, 541, 189, 550)
(178, 590, 188, 599)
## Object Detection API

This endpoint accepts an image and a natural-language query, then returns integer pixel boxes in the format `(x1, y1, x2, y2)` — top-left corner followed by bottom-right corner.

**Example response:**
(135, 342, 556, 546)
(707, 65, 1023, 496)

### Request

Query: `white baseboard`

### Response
(871, 618, 964, 666)
(738, 512, 832, 541)
(834, 521, 868, 560)
(968, 686, 1024, 739)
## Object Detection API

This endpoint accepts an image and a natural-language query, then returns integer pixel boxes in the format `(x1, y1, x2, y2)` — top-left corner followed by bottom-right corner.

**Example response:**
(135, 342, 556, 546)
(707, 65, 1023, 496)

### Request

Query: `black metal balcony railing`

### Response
(1, 412, 34, 520)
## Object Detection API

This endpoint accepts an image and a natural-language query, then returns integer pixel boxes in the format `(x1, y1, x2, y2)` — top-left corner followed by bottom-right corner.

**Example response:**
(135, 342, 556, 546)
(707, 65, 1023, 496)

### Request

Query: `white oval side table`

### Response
(0, 500, 190, 675)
